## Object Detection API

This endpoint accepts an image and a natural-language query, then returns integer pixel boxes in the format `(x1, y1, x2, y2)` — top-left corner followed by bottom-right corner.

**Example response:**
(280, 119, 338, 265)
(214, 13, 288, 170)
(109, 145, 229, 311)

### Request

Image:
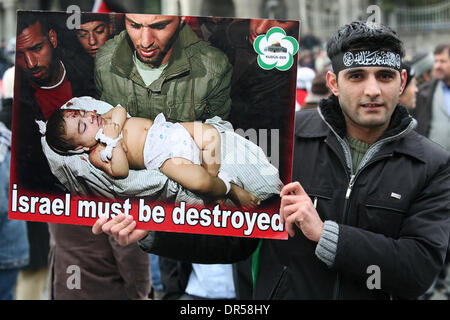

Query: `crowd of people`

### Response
(0, 11, 449, 301)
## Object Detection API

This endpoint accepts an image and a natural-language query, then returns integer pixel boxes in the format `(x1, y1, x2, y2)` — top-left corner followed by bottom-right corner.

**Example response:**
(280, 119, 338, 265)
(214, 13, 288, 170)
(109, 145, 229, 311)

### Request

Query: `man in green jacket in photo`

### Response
(94, 14, 232, 122)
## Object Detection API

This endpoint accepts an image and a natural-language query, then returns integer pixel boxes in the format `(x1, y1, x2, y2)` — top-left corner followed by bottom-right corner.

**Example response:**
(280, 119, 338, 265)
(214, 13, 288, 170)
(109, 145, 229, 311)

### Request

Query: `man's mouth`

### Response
(361, 103, 384, 109)
(30, 68, 45, 79)
(139, 48, 158, 58)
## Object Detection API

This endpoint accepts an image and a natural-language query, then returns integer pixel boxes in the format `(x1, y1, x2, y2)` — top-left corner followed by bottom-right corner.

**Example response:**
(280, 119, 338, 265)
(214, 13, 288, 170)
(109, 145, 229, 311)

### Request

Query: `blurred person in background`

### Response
(413, 43, 450, 300)
(398, 62, 419, 112)
(0, 61, 29, 301)
(413, 44, 450, 152)
(301, 71, 330, 111)
(75, 13, 113, 58)
(411, 52, 434, 86)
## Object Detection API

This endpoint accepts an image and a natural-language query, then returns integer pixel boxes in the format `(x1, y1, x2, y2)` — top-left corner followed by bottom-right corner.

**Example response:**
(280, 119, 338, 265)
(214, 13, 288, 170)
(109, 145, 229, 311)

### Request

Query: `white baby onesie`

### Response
(143, 113, 202, 169)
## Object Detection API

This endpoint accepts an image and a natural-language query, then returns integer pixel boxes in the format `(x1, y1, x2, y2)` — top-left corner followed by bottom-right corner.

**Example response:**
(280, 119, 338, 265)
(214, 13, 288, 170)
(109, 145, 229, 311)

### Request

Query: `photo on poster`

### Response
(9, 11, 299, 239)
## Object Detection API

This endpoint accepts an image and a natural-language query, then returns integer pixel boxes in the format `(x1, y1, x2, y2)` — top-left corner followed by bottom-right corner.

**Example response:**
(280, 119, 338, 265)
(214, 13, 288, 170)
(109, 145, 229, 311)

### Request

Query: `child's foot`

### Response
(229, 184, 260, 209)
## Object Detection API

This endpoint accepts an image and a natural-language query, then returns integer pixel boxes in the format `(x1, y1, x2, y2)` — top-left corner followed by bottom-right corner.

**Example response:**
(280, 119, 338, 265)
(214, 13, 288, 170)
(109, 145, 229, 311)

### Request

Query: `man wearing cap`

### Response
(398, 62, 419, 112)
(95, 21, 450, 300)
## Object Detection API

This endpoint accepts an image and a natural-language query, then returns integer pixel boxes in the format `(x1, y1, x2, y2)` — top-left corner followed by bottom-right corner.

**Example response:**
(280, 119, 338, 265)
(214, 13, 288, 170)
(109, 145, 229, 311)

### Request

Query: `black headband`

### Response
(332, 49, 402, 74)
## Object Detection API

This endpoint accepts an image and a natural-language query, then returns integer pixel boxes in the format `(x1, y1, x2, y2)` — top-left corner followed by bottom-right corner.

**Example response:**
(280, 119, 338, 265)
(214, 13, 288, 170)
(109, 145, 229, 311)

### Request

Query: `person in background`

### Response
(410, 52, 434, 86)
(398, 62, 419, 112)
(301, 71, 330, 111)
(413, 43, 450, 300)
(0, 65, 29, 300)
(75, 13, 113, 59)
(413, 44, 450, 152)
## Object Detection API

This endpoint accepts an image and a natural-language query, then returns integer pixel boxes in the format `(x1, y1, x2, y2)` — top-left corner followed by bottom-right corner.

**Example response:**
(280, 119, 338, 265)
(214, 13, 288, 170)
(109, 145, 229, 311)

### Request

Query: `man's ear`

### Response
(326, 71, 339, 97)
(399, 69, 407, 95)
(48, 29, 57, 49)
(180, 16, 186, 25)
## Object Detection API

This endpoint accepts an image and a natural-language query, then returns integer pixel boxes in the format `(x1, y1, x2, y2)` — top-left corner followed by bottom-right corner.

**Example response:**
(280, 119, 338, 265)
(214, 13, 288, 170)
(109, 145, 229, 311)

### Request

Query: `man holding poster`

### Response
(10, 11, 300, 299)
(96, 21, 450, 300)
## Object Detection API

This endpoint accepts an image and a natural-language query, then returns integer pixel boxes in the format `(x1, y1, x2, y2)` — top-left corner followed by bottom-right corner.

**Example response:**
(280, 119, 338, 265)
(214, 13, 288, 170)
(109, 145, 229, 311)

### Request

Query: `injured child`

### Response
(42, 97, 282, 209)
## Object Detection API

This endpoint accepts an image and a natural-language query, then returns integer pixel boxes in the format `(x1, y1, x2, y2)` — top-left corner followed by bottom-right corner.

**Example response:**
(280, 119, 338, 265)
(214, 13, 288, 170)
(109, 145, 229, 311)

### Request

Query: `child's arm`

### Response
(160, 158, 227, 198)
(102, 105, 127, 128)
(90, 122, 129, 178)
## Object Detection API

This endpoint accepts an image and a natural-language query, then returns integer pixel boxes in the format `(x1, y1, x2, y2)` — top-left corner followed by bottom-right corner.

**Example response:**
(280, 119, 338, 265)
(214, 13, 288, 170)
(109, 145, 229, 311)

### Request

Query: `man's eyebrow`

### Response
(377, 68, 397, 75)
(93, 23, 107, 31)
(125, 17, 172, 28)
(27, 41, 44, 50)
(344, 68, 365, 75)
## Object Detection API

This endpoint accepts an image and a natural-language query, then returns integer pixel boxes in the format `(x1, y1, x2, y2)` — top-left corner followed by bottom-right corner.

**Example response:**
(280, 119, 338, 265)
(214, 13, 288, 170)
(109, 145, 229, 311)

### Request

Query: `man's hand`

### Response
(92, 214, 149, 246)
(280, 182, 324, 241)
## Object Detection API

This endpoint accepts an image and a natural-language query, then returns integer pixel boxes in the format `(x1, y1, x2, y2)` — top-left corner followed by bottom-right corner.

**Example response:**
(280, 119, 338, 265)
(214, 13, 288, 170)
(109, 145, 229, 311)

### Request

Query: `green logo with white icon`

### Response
(253, 27, 299, 71)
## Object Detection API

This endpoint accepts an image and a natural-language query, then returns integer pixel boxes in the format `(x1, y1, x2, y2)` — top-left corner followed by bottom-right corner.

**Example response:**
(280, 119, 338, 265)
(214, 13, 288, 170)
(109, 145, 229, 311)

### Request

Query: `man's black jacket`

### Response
(140, 96, 450, 300)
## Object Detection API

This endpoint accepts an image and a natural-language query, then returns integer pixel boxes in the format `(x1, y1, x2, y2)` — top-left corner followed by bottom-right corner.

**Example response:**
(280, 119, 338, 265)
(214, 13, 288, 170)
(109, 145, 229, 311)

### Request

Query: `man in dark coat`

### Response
(94, 21, 450, 300)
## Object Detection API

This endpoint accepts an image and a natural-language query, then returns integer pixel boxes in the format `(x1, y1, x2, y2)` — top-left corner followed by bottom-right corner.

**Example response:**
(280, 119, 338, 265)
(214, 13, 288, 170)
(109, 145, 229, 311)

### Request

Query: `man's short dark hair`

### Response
(17, 13, 51, 37)
(434, 44, 450, 56)
(80, 13, 111, 26)
(326, 21, 405, 61)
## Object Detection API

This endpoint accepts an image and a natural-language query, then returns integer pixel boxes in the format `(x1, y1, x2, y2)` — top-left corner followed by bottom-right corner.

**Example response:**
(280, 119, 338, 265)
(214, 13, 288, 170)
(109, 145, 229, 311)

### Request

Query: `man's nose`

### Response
(140, 27, 154, 48)
(364, 75, 381, 98)
(24, 52, 37, 69)
(88, 32, 97, 46)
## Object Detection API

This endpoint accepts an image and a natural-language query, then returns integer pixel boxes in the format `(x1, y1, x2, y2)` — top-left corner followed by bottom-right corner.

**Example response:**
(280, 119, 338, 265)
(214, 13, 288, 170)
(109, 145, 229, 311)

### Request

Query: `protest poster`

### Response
(9, 11, 299, 239)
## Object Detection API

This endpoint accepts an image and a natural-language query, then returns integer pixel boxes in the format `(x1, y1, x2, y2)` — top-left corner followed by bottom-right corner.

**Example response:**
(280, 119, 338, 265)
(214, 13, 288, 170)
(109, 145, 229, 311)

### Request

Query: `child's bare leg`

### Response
(228, 184, 260, 209)
(160, 158, 227, 198)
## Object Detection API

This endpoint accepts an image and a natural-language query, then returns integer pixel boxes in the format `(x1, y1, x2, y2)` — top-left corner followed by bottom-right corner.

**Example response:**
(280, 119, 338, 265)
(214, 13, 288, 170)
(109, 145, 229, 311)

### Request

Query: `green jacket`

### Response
(94, 24, 232, 122)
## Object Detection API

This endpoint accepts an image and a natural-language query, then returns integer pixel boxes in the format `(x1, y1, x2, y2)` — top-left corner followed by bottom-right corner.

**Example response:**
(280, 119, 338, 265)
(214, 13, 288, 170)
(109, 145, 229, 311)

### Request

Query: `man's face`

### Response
(327, 66, 406, 132)
(63, 110, 105, 151)
(248, 19, 297, 44)
(76, 21, 111, 58)
(16, 21, 58, 86)
(433, 48, 450, 84)
(125, 14, 181, 67)
(398, 77, 419, 111)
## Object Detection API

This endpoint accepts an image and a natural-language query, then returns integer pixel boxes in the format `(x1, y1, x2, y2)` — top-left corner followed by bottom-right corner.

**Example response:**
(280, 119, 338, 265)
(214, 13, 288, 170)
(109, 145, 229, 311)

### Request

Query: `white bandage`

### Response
(95, 128, 123, 162)
(217, 170, 232, 195)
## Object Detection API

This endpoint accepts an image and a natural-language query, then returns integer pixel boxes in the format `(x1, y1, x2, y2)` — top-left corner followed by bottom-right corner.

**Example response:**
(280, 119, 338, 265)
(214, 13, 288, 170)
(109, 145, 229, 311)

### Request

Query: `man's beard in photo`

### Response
(137, 22, 183, 68)
(27, 53, 60, 87)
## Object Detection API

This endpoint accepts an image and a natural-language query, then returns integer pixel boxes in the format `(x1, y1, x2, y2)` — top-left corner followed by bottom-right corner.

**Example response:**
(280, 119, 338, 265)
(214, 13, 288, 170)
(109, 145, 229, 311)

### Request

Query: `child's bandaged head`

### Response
(60, 96, 115, 114)
(38, 96, 114, 155)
